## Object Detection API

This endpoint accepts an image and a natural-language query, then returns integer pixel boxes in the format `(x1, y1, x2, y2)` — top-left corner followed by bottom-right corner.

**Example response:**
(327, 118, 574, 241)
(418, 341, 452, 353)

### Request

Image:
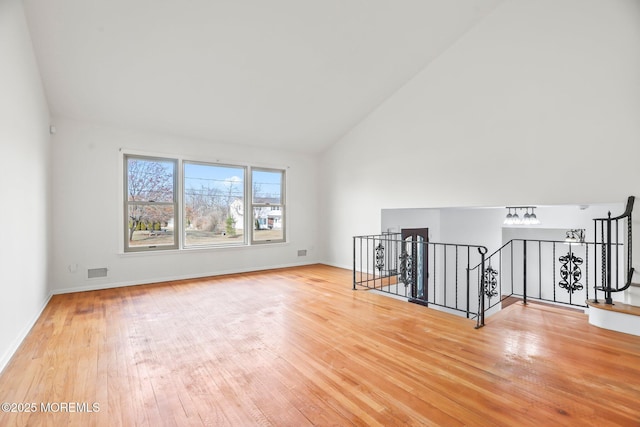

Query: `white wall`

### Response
(383, 203, 624, 252)
(381, 208, 441, 242)
(49, 117, 319, 293)
(0, 0, 51, 372)
(440, 208, 504, 252)
(321, 0, 640, 272)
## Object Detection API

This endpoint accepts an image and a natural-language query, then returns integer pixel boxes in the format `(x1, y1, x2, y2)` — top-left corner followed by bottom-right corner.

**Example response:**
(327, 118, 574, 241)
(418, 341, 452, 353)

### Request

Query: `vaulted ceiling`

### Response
(23, 0, 503, 153)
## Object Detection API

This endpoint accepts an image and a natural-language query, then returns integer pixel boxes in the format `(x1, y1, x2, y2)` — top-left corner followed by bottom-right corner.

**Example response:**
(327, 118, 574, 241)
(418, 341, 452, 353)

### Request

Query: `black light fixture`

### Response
(504, 206, 540, 225)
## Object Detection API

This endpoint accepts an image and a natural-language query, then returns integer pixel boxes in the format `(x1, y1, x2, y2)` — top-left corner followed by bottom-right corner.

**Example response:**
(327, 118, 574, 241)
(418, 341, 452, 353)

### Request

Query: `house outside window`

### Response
(184, 162, 246, 247)
(251, 168, 285, 244)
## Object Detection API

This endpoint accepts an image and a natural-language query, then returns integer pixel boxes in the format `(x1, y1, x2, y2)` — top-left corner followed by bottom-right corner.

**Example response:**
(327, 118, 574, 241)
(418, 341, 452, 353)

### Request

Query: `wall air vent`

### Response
(87, 268, 108, 279)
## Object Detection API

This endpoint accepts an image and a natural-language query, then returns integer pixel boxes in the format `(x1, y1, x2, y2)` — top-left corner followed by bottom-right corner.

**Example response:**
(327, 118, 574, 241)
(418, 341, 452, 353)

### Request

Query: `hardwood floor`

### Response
(1, 264, 640, 426)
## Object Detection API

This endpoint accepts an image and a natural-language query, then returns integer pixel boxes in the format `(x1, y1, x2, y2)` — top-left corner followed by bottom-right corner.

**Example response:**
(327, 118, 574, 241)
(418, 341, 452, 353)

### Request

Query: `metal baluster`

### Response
(476, 247, 487, 329)
(606, 212, 612, 304)
(444, 245, 447, 307)
(553, 242, 556, 303)
(523, 240, 527, 305)
(455, 246, 459, 311)
(353, 237, 357, 290)
(585, 243, 589, 301)
(538, 241, 542, 299)
(594, 220, 599, 303)
(615, 219, 619, 291)
(510, 243, 514, 297)
(466, 247, 470, 318)
(433, 244, 437, 305)
(568, 242, 573, 306)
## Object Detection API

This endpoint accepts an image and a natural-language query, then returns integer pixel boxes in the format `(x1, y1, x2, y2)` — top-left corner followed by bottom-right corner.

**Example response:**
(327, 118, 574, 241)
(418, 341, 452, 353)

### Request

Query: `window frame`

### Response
(124, 154, 179, 252)
(250, 167, 286, 245)
(122, 152, 287, 252)
(183, 160, 248, 248)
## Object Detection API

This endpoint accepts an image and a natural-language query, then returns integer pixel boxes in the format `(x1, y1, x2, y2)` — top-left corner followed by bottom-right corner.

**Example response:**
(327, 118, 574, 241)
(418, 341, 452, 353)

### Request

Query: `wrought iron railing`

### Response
(354, 198, 634, 328)
(471, 239, 602, 312)
(353, 233, 488, 328)
(593, 196, 635, 304)
(469, 197, 634, 312)
(355, 233, 625, 329)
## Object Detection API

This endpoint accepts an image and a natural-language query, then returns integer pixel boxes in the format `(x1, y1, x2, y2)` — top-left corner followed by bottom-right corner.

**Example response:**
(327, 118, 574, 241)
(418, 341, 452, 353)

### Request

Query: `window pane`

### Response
(252, 207, 283, 242)
(127, 204, 175, 247)
(127, 158, 175, 202)
(252, 170, 282, 204)
(184, 163, 245, 246)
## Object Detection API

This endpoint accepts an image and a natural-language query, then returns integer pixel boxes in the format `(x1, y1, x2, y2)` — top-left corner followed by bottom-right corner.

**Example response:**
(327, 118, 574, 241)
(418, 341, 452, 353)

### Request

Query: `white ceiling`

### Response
(23, 0, 502, 153)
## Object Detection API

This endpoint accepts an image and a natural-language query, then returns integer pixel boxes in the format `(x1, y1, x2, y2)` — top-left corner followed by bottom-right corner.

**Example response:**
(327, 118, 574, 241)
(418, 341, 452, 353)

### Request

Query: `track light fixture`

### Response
(504, 206, 540, 225)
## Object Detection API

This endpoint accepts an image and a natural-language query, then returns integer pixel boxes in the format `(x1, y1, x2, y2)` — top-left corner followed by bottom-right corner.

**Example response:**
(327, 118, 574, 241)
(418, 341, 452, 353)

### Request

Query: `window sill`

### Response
(119, 241, 290, 256)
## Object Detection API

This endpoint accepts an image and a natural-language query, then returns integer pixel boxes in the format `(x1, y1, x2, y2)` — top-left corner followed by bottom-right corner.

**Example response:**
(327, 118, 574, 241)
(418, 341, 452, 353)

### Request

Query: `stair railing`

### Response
(353, 233, 488, 327)
(353, 197, 635, 328)
(593, 196, 635, 304)
(469, 238, 610, 315)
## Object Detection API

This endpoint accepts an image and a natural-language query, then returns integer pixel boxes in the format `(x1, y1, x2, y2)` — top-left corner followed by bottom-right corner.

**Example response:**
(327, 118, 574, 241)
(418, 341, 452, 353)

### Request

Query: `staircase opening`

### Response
(354, 197, 636, 329)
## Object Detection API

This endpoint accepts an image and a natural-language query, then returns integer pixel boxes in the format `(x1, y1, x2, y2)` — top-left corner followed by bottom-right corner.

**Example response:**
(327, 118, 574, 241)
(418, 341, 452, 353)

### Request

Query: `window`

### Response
(123, 154, 285, 251)
(124, 155, 178, 252)
(184, 162, 246, 247)
(251, 168, 285, 244)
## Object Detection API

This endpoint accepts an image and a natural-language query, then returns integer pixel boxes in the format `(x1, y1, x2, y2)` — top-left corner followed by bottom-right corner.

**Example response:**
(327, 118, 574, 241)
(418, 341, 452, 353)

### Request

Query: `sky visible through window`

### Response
(184, 163, 244, 198)
(179, 165, 282, 201)
(126, 156, 286, 250)
(253, 170, 282, 202)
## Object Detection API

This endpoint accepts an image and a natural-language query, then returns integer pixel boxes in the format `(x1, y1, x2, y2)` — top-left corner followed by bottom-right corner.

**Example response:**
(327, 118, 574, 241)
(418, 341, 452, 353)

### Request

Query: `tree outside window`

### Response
(125, 156, 177, 251)
(183, 163, 245, 247)
(124, 154, 285, 251)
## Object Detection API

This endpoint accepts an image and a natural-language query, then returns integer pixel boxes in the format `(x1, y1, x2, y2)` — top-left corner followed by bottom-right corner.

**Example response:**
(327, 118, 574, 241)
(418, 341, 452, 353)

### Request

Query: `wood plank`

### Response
(587, 298, 640, 316)
(0, 265, 640, 426)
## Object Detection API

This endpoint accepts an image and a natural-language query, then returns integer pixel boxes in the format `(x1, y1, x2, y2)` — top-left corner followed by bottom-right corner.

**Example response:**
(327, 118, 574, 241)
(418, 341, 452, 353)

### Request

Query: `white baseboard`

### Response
(0, 294, 52, 374)
(321, 261, 352, 271)
(51, 261, 320, 295)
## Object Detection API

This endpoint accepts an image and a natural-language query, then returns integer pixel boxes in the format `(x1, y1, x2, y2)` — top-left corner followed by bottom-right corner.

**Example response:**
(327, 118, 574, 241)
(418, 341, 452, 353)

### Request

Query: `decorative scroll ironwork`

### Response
(399, 249, 413, 287)
(558, 252, 583, 294)
(483, 266, 498, 298)
(375, 243, 385, 271)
